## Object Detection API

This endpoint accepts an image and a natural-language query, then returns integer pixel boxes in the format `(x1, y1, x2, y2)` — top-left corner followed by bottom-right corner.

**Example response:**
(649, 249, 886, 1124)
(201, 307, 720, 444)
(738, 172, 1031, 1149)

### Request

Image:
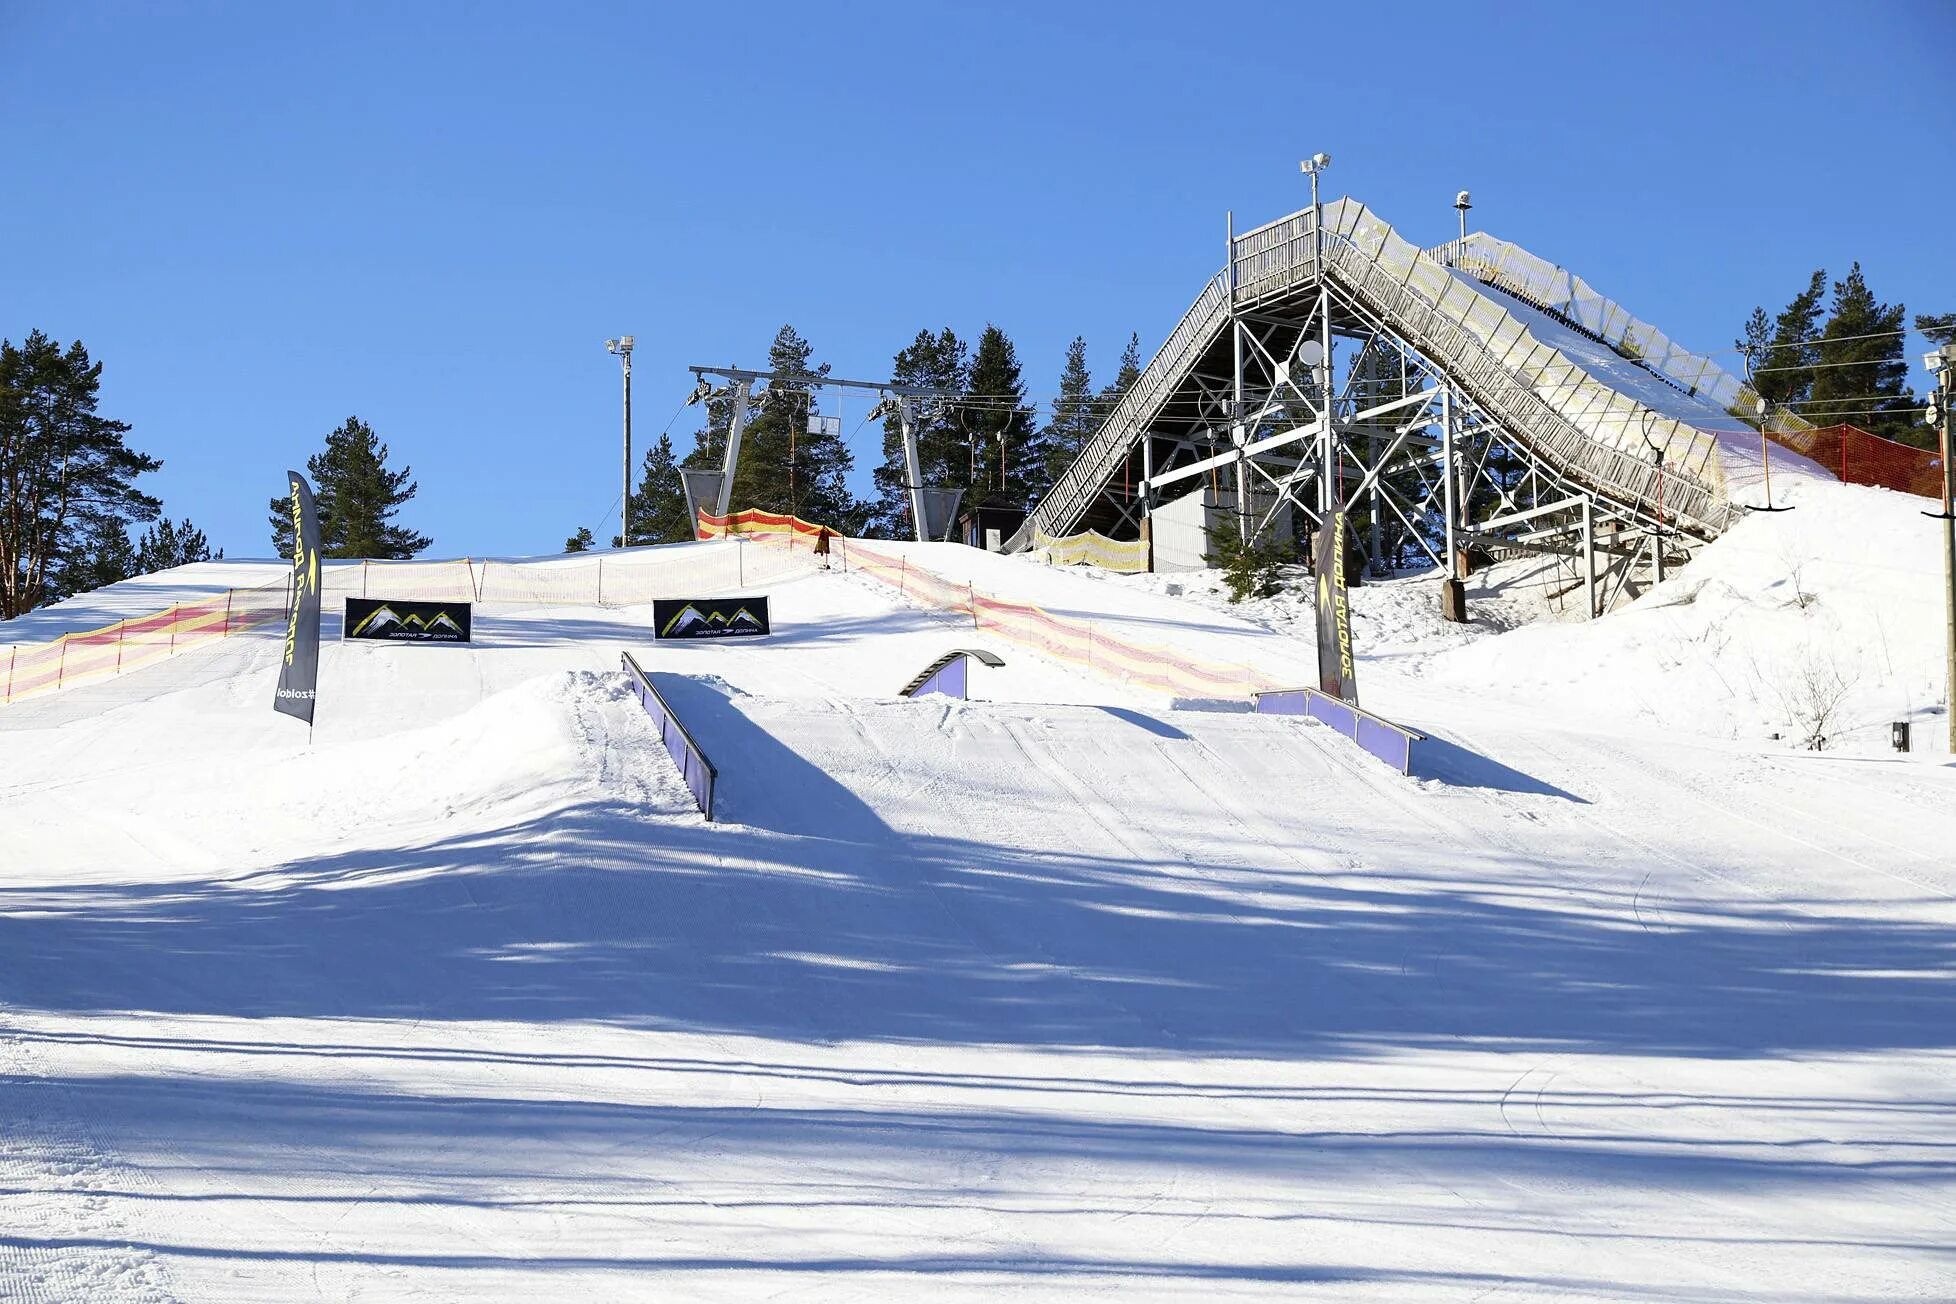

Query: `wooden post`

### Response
(115, 619, 126, 671)
(223, 590, 234, 636)
(4, 646, 14, 703)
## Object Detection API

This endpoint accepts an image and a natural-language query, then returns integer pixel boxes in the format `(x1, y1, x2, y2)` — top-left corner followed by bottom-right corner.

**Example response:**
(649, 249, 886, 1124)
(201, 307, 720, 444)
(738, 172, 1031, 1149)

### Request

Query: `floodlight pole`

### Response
(1930, 346, 1956, 753)
(607, 336, 635, 547)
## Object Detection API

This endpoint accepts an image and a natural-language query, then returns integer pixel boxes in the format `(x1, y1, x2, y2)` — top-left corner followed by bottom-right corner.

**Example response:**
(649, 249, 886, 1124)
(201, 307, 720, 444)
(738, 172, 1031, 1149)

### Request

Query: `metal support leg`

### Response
(899, 398, 926, 541)
(715, 382, 753, 517)
(1581, 494, 1596, 619)
(1440, 387, 1466, 623)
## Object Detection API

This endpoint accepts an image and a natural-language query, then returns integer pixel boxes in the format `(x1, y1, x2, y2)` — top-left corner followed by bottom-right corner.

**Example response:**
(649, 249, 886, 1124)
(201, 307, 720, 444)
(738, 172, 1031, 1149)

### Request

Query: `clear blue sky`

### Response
(6, 1, 1953, 559)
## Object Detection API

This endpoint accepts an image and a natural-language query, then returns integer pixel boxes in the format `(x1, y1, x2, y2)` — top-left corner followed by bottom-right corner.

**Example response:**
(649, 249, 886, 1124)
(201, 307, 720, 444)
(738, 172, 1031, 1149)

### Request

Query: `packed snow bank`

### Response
(1425, 476, 1950, 752)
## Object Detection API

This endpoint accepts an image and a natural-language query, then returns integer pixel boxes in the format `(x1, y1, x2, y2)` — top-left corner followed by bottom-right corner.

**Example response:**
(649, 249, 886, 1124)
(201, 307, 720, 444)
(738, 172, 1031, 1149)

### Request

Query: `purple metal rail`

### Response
(621, 652, 719, 820)
(1254, 687, 1423, 775)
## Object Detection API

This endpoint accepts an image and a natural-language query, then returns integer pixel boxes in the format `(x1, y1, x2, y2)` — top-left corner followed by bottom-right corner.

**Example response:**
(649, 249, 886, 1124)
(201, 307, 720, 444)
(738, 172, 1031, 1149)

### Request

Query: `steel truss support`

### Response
(1106, 264, 1694, 619)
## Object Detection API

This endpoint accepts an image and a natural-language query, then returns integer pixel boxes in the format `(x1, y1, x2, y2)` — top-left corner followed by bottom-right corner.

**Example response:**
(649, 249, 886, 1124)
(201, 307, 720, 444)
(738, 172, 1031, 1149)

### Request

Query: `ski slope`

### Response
(2, 507, 1953, 1301)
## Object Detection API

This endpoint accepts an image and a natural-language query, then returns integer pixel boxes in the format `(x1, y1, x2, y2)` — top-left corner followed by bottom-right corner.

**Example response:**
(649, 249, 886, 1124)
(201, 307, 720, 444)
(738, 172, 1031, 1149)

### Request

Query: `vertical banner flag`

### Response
(1314, 509, 1359, 706)
(273, 470, 323, 723)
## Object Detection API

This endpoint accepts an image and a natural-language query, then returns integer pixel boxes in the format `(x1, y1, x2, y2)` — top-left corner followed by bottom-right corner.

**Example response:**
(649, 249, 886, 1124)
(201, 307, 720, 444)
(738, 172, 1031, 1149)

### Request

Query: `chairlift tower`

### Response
(682, 365, 961, 542)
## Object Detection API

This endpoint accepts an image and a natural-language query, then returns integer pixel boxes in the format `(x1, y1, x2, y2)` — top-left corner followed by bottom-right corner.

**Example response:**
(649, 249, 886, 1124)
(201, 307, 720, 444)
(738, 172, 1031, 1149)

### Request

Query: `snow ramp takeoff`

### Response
(1021, 198, 1813, 552)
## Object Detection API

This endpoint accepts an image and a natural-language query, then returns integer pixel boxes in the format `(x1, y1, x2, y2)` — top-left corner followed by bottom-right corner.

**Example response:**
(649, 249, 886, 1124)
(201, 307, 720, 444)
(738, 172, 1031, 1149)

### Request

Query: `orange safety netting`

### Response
(696, 507, 831, 542)
(838, 536, 1274, 702)
(1767, 424, 1945, 500)
(714, 505, 1277, 700)
(2, 583, 289, 705)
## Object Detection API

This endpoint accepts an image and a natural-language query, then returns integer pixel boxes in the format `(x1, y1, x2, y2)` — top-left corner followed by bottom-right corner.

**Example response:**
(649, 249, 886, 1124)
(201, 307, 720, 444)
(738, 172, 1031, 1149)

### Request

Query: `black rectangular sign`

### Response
(653, 596, 771, 640)
(344, 597, 473, 643)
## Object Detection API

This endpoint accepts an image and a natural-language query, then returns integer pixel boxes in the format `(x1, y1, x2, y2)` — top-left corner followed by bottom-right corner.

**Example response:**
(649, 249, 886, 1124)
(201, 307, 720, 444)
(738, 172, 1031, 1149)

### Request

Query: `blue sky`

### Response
(5, 1, 1953, 558)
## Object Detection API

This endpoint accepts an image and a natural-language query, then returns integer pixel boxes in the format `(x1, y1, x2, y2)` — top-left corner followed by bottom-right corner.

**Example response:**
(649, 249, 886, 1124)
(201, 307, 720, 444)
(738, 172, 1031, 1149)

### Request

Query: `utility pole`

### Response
(606, 336, 634, 547)
(1926, 344, 1956, 752)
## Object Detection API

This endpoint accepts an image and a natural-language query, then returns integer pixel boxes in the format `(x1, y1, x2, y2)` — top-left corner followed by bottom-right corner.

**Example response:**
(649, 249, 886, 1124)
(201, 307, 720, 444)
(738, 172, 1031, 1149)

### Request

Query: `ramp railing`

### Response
(1432, 233, 1817, 443)
(1313, 201, 1727, 532)
(1013, 272, 1231, 550)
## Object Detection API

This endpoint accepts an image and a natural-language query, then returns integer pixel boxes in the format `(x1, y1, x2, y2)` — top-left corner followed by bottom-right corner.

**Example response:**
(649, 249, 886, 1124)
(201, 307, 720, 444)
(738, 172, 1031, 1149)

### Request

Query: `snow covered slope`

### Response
(1, 532, 1952, 1301)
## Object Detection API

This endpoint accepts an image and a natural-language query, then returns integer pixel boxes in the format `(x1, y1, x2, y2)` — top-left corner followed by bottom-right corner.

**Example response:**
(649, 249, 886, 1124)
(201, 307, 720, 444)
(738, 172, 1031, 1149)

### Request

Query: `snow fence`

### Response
(0, 546, 815, 707)
(841, 538, 1275, 703)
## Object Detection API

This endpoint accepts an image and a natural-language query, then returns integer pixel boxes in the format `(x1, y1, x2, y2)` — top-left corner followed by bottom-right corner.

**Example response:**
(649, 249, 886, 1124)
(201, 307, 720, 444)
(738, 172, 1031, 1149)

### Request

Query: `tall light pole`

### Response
(1299, 152, 1331, 266)
(1455, 190, 1473, 245)
(1925, 343, 1956, 752)
(606, 336, 634, 547)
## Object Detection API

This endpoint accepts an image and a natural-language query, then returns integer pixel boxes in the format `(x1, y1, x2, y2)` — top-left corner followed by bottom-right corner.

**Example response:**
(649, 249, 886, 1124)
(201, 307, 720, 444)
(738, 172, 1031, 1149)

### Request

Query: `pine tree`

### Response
(867, 328, 968, 538)
(615, 433, 693, 545)
(691, 326, 856, 528)
(1096, 332, 1143, 421)
(1040, 336, 1096, 500)
(1740, 271, 1827, 407)
(964, 324, 1038, 508)
(134, 517, 218, 573)
(48, 515, 139, 600)
(564, 526, 596, 553)
(268, 416, 432, 559)
(1808, 264, 1918, 444)
(0, 331, 159, 618)
(1917, 312, 1955, 348)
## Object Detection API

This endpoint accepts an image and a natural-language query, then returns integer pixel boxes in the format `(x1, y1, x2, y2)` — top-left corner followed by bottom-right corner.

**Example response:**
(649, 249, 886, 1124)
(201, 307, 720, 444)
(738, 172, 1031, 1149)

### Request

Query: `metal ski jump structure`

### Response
(1013, 197, 1811, 616)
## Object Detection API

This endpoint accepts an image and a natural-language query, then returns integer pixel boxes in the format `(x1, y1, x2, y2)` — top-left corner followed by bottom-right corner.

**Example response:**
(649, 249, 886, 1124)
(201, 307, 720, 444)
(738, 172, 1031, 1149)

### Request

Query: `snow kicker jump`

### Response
(1021, 198, 1832, 617)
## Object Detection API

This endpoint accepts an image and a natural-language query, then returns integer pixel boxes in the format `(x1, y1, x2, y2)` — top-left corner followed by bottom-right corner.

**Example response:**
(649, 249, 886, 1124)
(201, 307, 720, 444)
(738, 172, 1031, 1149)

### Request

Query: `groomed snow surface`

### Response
(2, 478, 1952, 1302)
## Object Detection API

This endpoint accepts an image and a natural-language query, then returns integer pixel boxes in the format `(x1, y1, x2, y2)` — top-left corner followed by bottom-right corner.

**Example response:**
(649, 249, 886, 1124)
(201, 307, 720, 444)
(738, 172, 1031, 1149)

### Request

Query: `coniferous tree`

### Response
(135, 517, 218, 573)
(1096, 332, 1143, 421)
(688, 326, 856, 528)
(564, 526, 596, 553)
(1040, 336, 1096, 499)
(268, 416, 432, 559)
(0, 331, 159, 617)
(1739, 271, 1827, 407)
(1808, 264, 1918, 444)
(867, 328, 969, 538)
(615, 433, 694, 545)
(964, 324, 1038, 507)
(1917, 312, 1955, 348)
(48, 515, 139, 600)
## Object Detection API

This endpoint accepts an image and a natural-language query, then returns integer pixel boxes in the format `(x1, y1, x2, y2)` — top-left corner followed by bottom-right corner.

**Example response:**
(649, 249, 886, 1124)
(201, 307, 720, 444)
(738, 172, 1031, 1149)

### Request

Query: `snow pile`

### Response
(1427, 476, 1948, 751)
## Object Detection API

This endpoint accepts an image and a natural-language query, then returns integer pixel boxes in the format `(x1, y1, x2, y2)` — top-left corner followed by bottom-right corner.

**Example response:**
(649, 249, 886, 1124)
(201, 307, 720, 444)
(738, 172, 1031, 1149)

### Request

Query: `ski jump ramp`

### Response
(1019, 199, 1821, 578)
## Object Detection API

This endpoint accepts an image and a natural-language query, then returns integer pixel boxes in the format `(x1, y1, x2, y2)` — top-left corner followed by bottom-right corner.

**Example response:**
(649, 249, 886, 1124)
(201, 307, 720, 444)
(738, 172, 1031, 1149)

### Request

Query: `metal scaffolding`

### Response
(1015, 198, 1744, 618)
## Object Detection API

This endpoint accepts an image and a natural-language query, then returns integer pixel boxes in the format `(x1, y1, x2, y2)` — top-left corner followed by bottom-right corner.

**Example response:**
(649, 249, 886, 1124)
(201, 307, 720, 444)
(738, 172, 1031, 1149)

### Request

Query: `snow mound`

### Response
(1428, 476, 1947, 750)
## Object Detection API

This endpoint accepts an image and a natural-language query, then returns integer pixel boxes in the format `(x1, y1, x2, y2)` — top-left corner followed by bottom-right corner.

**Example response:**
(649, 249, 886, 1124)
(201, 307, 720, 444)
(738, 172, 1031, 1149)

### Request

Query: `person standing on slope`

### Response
(814, 525, 833, 570)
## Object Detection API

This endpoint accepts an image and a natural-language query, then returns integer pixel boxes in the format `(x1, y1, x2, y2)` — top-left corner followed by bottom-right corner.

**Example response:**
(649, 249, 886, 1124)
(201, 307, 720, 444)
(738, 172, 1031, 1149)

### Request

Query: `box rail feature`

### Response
(621, 652, 719, 820)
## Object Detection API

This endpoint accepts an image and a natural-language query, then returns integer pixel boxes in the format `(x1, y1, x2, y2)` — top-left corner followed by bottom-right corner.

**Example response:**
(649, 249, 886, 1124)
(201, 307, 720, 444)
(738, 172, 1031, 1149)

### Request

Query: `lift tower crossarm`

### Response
(686, 365, 951, 399)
